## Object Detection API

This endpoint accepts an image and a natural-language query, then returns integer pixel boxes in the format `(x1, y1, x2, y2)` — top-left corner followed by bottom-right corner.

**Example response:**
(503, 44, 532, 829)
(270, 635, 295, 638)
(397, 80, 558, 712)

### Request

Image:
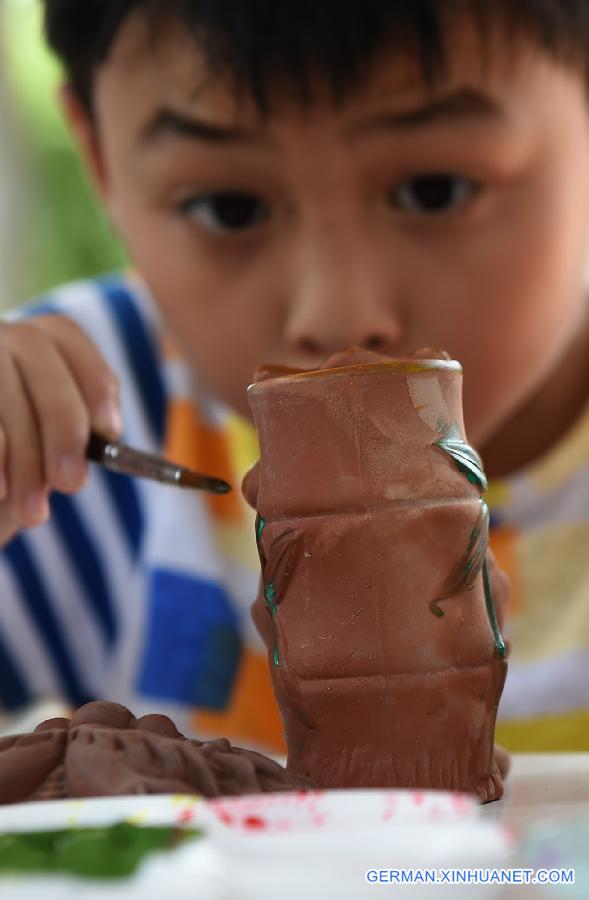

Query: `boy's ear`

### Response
(58, 84, 109, 202)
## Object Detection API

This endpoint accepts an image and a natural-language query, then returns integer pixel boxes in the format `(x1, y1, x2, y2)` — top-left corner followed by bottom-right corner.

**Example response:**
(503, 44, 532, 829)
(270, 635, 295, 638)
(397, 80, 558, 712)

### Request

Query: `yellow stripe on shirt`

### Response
(496, 708, 589, 751)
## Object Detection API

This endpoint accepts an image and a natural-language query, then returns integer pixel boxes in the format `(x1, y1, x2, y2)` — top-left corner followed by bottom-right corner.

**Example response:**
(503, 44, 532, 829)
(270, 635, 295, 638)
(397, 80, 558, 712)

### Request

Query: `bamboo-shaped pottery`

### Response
(244, 350, 508, 802)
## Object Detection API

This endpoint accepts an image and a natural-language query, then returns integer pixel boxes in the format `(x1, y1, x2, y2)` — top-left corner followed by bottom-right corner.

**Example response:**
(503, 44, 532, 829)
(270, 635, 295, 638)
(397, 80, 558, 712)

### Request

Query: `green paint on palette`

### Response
(0, 824, 202, 880)
(273, 645, 280, 667)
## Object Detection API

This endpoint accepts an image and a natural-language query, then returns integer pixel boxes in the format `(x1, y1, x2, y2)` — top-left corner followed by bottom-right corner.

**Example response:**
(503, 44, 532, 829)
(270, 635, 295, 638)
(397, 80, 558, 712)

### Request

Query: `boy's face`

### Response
(74, 12, 589, 448)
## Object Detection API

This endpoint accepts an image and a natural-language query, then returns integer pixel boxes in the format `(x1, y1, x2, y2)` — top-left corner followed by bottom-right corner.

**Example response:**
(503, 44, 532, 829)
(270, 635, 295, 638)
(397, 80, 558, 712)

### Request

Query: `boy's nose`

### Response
(284, 252, 404, 359)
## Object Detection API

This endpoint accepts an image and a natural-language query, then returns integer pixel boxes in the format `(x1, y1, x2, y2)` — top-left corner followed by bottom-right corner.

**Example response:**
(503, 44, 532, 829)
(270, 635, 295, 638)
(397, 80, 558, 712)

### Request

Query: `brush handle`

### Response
(86, 432, 231, 494)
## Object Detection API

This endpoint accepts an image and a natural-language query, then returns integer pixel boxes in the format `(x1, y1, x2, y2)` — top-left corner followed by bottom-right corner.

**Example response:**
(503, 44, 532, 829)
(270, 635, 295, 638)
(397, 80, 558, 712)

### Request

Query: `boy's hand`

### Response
(0, 315, 121, 546)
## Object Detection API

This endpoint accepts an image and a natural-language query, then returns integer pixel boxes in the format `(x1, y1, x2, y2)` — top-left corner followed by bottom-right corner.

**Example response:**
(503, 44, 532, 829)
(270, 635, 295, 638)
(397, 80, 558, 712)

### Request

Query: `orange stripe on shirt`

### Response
(193, 647, 286, 753)
(165, 397, 244, 523)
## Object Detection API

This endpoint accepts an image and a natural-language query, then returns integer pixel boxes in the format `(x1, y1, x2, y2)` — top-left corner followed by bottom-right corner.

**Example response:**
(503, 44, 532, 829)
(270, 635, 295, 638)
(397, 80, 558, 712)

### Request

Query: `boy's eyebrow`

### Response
(351, 88, 506, 134)
(138, 107, 255, 146)
(137, 87, 504, 147)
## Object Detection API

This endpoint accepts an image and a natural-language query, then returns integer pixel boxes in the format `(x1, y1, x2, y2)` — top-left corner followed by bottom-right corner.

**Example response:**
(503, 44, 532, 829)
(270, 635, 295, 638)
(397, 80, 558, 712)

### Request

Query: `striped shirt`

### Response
(0, 273, 284, 750)
(2, 272, 589, 751)
(490, 403, 589, 751)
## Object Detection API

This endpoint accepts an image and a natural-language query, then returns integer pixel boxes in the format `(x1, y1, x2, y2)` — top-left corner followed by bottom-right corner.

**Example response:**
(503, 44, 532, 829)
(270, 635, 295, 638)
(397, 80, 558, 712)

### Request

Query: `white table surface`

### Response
(485, 753, 589, 830)
(0, 741, 586, 899)
(482, 754, 589, 898)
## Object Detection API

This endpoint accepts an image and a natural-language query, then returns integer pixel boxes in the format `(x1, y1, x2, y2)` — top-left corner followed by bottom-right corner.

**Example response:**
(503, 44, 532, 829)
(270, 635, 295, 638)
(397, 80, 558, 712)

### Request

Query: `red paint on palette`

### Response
(244, 815, 268, 830)
(452, 793, 472, 814)
(383, 794, 397, 821)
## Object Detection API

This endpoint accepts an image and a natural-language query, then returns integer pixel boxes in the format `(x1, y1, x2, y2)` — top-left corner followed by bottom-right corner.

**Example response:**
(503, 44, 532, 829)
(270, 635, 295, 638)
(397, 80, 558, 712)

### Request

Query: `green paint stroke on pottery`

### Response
(256, 515, 266, 542)
(462, 501, 489, 588)
(265, 581, 280, 667)
(433, 427, 506, 657)
(483, 557, 507, 659)
(434, 425, 488, 492)
(429, 600, 445, 618)
(255, 514, 280, 667)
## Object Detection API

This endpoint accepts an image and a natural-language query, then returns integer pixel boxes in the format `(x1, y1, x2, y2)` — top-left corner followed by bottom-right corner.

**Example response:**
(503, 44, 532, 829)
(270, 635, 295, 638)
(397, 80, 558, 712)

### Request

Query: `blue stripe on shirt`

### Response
(4, 276, 171, 705)
(99, 469, 145, 561)
(489, 510, 503, 529)
(3, 535, 90, 706)
(139, 569, 242, 710)
(21, 300, 60, 318)
(50, 492, 117, 647)
(0, 629, 32, 711)
(99, 277, 166, 444)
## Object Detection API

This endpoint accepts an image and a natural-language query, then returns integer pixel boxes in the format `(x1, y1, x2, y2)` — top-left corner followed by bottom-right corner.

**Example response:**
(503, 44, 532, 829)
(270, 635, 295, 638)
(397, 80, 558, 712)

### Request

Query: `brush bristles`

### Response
(179, 471, 232, 494)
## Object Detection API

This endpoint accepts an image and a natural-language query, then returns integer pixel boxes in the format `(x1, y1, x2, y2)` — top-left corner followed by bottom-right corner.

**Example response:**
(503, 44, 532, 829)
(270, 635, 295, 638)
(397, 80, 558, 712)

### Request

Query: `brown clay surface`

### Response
(0, 701, 311, 804)
(244, 348, 508, 802)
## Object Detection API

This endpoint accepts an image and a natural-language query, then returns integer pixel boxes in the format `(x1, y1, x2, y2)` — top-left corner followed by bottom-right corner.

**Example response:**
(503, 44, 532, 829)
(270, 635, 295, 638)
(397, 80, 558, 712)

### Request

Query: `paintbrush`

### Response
(86, 432, 232, 495)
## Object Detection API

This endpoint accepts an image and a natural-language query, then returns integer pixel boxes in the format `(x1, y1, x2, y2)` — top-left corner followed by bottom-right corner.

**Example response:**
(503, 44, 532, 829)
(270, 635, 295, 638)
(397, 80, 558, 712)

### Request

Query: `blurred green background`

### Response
(1, 0, 127, 306)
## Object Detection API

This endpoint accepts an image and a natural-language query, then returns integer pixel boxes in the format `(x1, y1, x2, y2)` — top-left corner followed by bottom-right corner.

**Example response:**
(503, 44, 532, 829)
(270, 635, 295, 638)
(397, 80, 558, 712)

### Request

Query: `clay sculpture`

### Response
(0, 701, 310, 804)
(244, 348, 508, 803)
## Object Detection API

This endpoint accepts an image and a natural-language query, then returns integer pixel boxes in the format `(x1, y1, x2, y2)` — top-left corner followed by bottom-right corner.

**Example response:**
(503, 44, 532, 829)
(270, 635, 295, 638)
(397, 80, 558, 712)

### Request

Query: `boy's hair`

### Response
(43, 0, 589, 112)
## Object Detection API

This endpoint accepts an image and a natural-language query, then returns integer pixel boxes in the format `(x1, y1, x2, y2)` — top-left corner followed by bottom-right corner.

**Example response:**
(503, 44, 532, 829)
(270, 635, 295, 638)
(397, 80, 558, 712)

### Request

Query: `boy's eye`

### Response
(392, 174, 476, 215)
(181, 192, 269, 234)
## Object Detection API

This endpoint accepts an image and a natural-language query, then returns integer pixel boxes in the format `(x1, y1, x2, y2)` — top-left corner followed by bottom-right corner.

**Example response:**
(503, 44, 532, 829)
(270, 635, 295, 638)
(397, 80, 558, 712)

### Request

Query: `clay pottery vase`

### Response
(244, 351, 508, 802)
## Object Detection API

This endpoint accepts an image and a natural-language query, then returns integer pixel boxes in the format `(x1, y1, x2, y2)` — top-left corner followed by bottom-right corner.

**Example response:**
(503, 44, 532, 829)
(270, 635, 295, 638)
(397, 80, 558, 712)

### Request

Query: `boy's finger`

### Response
(6, 326, 91, 495)
(494, 744, 511, 778)
(0, 351, 48, 527)
(33, 316, 122, 438)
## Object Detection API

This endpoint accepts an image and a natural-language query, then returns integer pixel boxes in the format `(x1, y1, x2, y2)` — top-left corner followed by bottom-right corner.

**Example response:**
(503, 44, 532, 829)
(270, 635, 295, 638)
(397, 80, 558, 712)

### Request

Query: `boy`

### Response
(0, 0, 588, 751)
